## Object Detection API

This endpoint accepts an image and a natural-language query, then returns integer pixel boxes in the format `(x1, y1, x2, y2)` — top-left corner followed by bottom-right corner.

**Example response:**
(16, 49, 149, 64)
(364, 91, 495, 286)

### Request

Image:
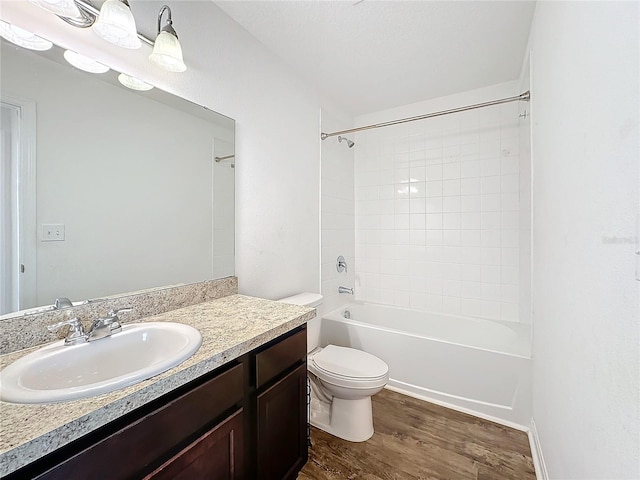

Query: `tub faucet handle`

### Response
(337, 256, 348, 273)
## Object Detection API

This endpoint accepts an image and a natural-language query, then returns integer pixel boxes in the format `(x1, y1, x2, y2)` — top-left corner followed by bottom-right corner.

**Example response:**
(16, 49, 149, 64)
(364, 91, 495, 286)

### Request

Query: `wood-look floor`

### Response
(298, 389, 536, 480)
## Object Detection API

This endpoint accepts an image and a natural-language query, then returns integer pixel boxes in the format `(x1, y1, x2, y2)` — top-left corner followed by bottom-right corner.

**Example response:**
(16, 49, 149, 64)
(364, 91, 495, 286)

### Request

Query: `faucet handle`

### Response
(105, 307, 133, 333)
(336, 255, 348, 273)
(47, 318, 87, 345)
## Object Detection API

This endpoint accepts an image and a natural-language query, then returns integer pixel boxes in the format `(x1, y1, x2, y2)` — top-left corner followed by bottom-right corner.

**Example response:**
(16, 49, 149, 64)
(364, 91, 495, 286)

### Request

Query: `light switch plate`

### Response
(41, 224, 65, 242)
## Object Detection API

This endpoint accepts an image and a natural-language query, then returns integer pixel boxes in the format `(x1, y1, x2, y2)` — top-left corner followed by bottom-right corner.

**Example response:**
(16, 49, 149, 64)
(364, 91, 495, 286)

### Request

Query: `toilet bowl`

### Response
(308, 345, 388, 442)
(278, 292, 389, 442)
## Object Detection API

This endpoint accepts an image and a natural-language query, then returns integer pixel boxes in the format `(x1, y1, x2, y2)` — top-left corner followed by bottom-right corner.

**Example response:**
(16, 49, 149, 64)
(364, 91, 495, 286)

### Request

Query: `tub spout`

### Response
(338, 286, 354, 295)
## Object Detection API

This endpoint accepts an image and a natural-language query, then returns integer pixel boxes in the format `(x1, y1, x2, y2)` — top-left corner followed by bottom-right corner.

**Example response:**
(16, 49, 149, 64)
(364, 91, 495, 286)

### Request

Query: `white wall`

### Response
(528, 2, 639, 478)
(0, 0, 328, 300)
(320, 109, 355, 326)
(518, 57, 532, 325)
(353, 82, 526, 322)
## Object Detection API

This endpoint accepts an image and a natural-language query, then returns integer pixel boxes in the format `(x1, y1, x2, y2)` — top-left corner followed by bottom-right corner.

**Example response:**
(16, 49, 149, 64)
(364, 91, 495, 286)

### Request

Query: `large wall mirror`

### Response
(0, 40, 235, 317)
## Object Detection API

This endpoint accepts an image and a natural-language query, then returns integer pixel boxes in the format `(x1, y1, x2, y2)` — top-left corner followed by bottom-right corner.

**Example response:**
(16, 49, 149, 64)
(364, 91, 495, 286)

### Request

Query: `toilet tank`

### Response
(278, 293, 323, 308)
(278, 293, 323, 354)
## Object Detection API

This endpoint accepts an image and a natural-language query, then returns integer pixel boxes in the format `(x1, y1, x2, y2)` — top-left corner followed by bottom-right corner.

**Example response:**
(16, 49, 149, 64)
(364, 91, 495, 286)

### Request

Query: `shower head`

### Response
(338, 136, 355, 148)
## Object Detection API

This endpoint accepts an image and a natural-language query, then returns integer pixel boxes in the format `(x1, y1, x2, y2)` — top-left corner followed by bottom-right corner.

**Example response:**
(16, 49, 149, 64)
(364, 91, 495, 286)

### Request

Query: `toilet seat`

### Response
(309, 345, 389, 389)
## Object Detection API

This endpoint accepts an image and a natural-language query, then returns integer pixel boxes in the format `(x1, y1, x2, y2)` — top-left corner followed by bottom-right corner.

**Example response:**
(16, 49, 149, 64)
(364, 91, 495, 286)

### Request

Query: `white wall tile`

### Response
(443, 230, 461, 246)
(481, 229, 502, 247)
(480, 176, 501, 194)
(461, 195, 481, 212)
(461, 178, 480, 195)
(481, 300, 501, 320)
(443, 179, 461, 196)
(461, 298, 482, 316)
(353, 85, 522, 322)
(443, 213, 461, 229)
(461, 229, 481, 247)
(443, 163, 461, 180)
(426, 164, 443, 181)
(443, 196, 461, 212)
(481, 265, 501, 284)
(481, 158, 501, 177)
(461, 160, 480, 178)
(442, 296, 461, 314)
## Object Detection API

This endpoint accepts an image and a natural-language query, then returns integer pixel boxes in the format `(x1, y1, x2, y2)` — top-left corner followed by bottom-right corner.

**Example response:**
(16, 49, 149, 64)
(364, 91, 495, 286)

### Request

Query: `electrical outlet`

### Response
(41, 224, 65, 242)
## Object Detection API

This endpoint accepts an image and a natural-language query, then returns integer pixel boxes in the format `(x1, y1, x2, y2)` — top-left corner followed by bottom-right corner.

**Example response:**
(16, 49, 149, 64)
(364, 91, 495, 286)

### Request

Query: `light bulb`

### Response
(93, 0, 141, 49)
(29, 0, 82, 18)
(63, 50, 110, 74)
(149, 31, 186, 73)
(118, 73, 153, 91)
(0, 21, 53, 51)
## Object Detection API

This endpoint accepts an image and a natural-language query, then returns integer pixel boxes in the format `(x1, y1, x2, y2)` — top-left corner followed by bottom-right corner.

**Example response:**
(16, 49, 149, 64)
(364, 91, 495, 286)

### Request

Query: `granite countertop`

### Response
(0, 294, 315, 477)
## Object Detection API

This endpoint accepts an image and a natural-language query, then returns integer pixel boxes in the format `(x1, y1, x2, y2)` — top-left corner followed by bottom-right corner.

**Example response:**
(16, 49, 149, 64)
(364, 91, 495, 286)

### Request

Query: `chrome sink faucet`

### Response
(47, 307, 133, 345)
(86, 308, 133, 341)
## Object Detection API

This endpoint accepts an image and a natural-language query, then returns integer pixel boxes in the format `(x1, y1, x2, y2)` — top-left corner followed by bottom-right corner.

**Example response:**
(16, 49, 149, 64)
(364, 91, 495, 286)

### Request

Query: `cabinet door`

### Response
(256, 363, 308, 480)
(144, 409, 244, 480)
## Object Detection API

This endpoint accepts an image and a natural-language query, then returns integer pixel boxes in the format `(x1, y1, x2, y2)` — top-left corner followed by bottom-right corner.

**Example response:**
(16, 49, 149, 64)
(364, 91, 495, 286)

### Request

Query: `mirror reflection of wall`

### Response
(0, 43, 235, 315)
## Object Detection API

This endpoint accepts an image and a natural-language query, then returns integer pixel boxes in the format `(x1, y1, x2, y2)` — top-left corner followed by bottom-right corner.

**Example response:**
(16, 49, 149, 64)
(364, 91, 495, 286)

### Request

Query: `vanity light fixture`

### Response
(92, 0, 141, 49)
(19, 0, 188, 71)
(118, 73, 153, 91)
(149, 5, 186, 72)
(28, 0, 82, 19)
(63, 49, 110, 73)
(0, 20, 53, 51)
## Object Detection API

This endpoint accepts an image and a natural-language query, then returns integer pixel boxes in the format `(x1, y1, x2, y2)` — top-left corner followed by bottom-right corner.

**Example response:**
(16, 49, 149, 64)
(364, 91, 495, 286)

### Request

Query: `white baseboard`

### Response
(384, 384, 528, 432)
(528, 419, 549, 480)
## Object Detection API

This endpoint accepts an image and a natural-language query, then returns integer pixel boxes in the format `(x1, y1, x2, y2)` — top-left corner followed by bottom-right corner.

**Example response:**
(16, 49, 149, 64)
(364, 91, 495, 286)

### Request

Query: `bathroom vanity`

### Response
(0, 292, 314, 480)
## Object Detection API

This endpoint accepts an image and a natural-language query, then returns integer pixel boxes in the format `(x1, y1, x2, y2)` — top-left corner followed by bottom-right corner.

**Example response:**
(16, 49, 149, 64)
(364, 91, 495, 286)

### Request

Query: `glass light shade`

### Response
(149, 31, 186, 72)
(93, 0, 141, 49)
(118, 73, 153, 91)
(29, 0, 81, 18)
(0, 21, 53, 51)
(63, 50, 110, 74)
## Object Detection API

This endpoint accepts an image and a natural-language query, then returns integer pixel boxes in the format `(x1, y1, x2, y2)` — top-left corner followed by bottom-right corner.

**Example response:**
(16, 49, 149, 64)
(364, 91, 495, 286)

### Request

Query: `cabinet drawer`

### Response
(255, 328, 306, 388)
(35, 363, 244, 480)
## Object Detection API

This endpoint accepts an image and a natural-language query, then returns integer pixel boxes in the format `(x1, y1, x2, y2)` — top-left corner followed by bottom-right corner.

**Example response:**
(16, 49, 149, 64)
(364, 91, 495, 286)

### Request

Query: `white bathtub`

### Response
(320, 302, 532, 427)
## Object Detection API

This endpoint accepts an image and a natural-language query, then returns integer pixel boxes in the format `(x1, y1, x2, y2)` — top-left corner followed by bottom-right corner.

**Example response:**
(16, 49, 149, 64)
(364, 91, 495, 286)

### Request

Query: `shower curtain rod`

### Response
(320, 91, 530, 140)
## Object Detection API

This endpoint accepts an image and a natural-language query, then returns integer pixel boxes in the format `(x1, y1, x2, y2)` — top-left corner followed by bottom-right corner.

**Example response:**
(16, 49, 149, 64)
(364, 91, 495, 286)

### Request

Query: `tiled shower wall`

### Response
(354, 83, 525, 322)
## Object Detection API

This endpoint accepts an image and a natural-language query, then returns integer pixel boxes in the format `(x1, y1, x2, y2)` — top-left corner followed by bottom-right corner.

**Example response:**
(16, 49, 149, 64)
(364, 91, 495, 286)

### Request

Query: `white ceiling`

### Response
(215, 0, 536, 116)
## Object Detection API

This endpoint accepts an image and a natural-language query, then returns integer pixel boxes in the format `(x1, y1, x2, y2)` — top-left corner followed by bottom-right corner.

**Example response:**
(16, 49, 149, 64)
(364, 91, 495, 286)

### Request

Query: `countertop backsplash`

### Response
(0, 277, 238, 355)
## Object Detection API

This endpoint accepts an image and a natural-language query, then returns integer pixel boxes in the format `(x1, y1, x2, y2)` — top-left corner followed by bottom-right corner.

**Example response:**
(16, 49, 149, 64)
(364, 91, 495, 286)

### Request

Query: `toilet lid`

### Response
(312, 345, 388, 379)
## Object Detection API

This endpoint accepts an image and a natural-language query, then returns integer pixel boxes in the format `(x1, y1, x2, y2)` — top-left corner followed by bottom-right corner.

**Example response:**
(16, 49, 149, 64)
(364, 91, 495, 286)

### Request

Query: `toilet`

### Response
(278, 293, 389, 443)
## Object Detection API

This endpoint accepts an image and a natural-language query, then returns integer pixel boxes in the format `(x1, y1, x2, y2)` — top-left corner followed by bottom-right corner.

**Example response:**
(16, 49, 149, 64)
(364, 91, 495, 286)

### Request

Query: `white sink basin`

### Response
(0, 322, 202, 404)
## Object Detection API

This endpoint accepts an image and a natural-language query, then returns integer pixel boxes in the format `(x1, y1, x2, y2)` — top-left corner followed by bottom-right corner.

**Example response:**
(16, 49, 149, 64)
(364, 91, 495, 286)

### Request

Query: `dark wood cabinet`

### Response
(29, 363, 245, 480)
(6, 326, 308, 480)
(144, 409, 244, 480)
(256, 363, 308, 480)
